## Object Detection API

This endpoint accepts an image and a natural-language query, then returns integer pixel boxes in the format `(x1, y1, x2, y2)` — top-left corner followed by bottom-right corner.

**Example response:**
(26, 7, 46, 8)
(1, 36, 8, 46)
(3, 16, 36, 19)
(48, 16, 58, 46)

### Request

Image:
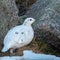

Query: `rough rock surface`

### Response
(25, 0, 60, 50)
(0, 0, 18, 48)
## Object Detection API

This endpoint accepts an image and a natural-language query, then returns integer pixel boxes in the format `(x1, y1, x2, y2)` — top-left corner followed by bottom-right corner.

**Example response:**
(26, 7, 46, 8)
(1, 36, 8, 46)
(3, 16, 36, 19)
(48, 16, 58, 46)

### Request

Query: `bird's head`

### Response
(23, 17, 35, 26)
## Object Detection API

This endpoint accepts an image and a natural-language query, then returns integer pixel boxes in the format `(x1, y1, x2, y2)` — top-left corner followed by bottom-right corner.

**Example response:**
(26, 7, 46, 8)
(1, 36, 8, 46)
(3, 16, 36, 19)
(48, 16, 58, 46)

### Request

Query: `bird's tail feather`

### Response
(1, 46, 9, 52)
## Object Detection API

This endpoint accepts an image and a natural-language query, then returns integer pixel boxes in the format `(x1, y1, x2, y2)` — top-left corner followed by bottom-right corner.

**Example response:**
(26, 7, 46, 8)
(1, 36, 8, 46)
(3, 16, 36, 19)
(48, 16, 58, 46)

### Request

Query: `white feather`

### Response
(2, 17, 35, 53)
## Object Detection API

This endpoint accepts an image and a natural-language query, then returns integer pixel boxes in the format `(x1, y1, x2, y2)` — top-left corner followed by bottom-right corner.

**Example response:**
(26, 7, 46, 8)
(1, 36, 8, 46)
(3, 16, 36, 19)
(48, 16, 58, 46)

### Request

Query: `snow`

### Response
(0, 50, 60, 60)
(0, 56, 22, 60)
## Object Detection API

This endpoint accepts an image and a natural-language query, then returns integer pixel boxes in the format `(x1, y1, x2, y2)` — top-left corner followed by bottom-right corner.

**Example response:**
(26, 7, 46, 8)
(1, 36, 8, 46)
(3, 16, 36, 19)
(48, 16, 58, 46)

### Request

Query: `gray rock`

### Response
(0, 0, 18, 45)
(25, 0, 60, 50)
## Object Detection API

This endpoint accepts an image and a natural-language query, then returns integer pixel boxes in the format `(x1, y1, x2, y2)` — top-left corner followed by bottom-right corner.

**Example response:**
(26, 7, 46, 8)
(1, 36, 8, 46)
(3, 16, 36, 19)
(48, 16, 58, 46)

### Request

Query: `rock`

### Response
(15, 0, 36, 16)
(0, 0, 18, 45)
(25, 0, 60, 50)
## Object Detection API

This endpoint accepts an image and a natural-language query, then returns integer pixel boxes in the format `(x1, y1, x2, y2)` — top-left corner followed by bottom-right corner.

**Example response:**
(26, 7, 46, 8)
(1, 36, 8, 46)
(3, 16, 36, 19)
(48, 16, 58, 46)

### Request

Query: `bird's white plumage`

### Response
(2, 17, 35, 53)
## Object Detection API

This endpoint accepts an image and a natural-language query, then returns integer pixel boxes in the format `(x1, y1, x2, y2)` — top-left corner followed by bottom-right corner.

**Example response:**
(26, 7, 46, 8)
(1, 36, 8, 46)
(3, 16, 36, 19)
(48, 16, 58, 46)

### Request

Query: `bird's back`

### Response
(4, 25, 34, 48)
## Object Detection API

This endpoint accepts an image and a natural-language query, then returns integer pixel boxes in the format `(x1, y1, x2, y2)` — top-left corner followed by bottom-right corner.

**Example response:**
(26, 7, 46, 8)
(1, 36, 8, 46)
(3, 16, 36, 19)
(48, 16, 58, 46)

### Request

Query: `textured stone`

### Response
(0, 0, 18, 44)
(25, 0, 60, 50)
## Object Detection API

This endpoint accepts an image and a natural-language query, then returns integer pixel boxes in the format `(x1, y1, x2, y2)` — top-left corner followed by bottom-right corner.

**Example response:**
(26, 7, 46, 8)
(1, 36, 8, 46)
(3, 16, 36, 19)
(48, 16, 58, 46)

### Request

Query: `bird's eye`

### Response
(30, 19, 32, 21)
(15, 32, 18, 34)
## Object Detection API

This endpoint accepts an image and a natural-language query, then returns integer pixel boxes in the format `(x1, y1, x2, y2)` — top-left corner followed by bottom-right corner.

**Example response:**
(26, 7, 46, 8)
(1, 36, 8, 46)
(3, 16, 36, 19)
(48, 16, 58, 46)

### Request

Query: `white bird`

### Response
(1, 17, 35, 54)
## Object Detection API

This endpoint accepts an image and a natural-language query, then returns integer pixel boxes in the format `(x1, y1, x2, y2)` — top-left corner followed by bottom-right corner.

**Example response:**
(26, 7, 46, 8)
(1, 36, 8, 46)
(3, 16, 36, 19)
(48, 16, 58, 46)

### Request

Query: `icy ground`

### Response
(0, 50, 60, 60)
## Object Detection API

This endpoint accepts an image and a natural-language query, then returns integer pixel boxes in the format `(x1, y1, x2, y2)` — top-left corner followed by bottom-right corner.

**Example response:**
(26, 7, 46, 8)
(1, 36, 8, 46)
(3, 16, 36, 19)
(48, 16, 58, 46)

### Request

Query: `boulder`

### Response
(25, 0, 60, 50)
(0, 0, 18, 46)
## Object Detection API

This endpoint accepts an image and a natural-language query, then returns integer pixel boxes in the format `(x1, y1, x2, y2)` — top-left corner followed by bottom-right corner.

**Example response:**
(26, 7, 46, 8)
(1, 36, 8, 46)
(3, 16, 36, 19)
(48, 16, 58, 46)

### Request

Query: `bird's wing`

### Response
(17, 26, 34, 44)
(4, 25, 27, 45)
(3, 25, 33, 47)
(17, 30, 27, 44)
(4, 26, 22, 45)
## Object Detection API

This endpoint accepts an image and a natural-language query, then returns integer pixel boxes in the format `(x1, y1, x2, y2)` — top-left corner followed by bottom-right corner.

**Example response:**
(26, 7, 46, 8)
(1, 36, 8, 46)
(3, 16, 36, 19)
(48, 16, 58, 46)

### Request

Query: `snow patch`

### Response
(0, 50, 60, 60)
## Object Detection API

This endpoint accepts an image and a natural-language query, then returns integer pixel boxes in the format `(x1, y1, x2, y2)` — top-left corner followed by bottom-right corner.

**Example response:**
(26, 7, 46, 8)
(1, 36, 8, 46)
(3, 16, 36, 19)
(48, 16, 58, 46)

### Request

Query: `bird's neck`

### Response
(23, 23, 31, 26)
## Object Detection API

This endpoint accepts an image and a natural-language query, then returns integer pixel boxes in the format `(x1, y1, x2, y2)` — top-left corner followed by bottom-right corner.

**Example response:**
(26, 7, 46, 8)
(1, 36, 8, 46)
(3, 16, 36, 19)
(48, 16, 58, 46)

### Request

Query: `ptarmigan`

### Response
(2, 17, 35, 54)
